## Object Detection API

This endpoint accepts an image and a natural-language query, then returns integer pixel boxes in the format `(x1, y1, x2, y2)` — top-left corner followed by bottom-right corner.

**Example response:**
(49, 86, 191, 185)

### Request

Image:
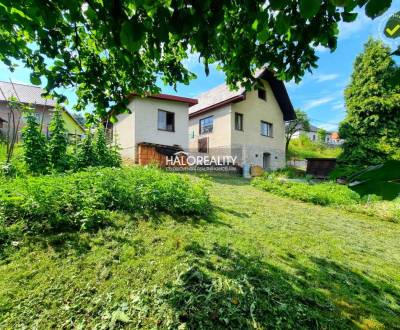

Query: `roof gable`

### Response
(189, 69, 296, 121)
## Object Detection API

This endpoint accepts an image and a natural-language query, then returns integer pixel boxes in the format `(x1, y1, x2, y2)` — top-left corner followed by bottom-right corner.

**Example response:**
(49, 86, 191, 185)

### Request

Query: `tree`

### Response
(48, 107, 69, 171)
(74, 130, 96, 169)
(285, 109, 310, 154)
(339, 38, 400, 165)
(22, 111, 49, 174)
(93, 126, 121, 167)
(0, 1, 393, 120)
(317, 128, 328, 143)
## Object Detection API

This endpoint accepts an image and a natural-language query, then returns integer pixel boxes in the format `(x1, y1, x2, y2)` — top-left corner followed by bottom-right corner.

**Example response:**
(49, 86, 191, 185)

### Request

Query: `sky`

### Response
(0, 7, 399, 132)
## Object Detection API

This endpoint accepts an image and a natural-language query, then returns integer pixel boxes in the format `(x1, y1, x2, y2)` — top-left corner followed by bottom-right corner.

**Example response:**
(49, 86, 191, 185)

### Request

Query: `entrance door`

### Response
(263, 152, 271, 170)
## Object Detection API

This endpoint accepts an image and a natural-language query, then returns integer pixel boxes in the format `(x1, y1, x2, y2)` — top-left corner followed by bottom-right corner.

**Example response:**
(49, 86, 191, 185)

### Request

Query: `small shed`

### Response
(137, 142, 186, 167)
(306, 158, 337, 178)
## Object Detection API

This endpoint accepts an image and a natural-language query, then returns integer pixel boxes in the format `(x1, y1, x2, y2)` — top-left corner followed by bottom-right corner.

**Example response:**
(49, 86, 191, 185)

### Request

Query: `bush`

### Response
(48, 107, 69, 172)
(21, 112, 49, 174)
(252, 176, 399, 222)
(74, 126, 121, 170)
(0, 167, 210, 234)
(288, 134, 341, 160)
(252, 176, 360, 206)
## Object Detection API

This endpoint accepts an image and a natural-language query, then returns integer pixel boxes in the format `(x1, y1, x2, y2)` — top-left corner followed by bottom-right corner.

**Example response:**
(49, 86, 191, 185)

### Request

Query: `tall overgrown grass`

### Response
(288, 135, 341, 160)
(0, 167, 210, 237)
(252, 174, 400, 222)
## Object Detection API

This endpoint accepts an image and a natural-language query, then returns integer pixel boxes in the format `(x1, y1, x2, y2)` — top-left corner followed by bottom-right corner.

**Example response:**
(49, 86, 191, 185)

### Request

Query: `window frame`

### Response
(157, 109, 175, 132)
(235, 112, 244, 131)
(257, 88, 267, 101)
(199, 115, 214, 135)
(260, 120, 273, 137)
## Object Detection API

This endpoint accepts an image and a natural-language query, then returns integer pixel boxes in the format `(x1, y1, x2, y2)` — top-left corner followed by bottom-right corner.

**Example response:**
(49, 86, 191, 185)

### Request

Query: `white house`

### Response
(112, 93, 197, 164)
(188, 69, 296, 170)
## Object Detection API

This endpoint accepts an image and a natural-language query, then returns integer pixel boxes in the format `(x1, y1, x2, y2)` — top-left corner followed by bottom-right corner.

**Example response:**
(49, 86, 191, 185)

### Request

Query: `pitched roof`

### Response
(0, 81, 84, 132)
(0, 81, 57, 106)
(128, 93, 197, 106)
(189, 68, 296, 121)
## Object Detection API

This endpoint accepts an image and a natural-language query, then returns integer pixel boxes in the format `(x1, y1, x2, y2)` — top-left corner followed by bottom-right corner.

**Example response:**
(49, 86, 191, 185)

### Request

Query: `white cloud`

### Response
(303, 96, 334, 110)
(338, 11, 373, 40)
(313, 73, 340, 83)
(318, 123, 339, 131)
(332, 102, 345, 110)
(314, 45, 330, 53)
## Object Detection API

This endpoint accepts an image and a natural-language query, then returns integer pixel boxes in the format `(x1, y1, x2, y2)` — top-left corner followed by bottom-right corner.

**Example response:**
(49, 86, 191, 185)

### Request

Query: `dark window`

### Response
(260, 121, 273, 137)
(198, 137, 208, 153)
(199, 116, 213, 134)
(235, 113, 243, 131)
(258, 88, 266, 101)
(158, 109, 175, 132)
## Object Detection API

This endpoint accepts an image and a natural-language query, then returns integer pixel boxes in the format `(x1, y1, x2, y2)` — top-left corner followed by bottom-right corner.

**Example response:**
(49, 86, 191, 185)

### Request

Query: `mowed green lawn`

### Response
(0, 175, 399, 329)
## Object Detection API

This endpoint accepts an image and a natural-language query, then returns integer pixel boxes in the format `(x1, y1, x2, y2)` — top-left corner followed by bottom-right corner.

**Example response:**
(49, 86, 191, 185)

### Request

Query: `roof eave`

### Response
(189, 94, 245, 119)
(257, 69, 296, 121)
(128, 93, 198, 106)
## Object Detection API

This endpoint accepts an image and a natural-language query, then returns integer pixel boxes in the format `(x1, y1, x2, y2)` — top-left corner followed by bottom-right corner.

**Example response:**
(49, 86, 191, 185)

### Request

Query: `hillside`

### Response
(0, 175, 399, 329)
(288, 136, 342, 160)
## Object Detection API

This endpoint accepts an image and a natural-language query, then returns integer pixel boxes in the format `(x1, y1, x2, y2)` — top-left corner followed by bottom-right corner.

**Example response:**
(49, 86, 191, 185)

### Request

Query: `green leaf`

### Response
(120, 19, 145, 52)
(330, 0, 354, 7)
(341, 12, 358, 22)
(251, 19, 259, 31)
(276, 13, 290, 34)
(111, 310, 130, 323)
(30, 74, 41, 86)
(365, 0, 391, 19)
(269, 0, 290, 10)
(299, 0, 321, 19)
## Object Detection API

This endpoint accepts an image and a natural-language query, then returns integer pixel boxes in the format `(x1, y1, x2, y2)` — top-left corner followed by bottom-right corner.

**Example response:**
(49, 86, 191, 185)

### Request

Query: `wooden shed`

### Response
(306, 158, 337, 178)
(137, 142, 187, 167)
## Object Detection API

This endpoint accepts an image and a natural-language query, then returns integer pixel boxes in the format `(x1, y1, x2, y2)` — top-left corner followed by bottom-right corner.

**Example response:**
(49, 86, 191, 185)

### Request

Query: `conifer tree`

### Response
(75, 129, 96, 169)
(339, 39, 400, 165)
(48, 107, 68, 171)
(22, 112, 49, 174)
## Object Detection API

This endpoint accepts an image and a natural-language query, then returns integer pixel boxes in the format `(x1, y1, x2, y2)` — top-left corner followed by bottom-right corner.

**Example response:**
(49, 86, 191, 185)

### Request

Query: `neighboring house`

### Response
(0, 81, 85, 140)
(112, 93, 197, 163)
(291, 124, 320, 142)
(188, 69, 296, 170)
(329, 131, 344, 145)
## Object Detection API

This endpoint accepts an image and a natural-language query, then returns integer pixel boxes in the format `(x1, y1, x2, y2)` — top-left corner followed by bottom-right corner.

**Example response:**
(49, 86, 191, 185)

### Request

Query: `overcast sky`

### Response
(0, 7, 399, 132)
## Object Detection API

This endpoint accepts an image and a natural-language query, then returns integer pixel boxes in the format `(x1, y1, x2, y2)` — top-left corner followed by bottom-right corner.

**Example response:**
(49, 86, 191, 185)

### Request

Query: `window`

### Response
(258, 88, 266, 101)
(199, 116, 213, 134)
(260, 121, 273, 137)
(158, 109, 175, 132)
(235, 113, 243, 131)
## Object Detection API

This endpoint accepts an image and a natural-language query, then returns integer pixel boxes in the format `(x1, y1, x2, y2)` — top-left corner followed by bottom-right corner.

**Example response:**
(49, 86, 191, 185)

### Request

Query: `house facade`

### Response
(292, 124, 320, 142)
(112, 94, 197, 163)
(0, 81, 85, 140)
(188, 69, 296, 170)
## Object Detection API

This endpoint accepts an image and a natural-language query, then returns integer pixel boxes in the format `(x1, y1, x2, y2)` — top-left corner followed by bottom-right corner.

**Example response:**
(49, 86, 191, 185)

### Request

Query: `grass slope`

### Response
(288, 137, 341, 160)
(1, 175, 399, 329)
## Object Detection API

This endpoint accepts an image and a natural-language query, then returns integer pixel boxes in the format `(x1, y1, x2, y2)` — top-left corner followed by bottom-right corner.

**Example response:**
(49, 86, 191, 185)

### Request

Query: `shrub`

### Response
(21, 112, 49, 174)
(252, 176, 360, 206)
(74, 130, 97, 169)
(93, 126, 121, 167)
(74, 126, 121, 170)
(252, 176, 399, 222)
(0, 167, 210, 234)
(48, 107, 69, 172)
